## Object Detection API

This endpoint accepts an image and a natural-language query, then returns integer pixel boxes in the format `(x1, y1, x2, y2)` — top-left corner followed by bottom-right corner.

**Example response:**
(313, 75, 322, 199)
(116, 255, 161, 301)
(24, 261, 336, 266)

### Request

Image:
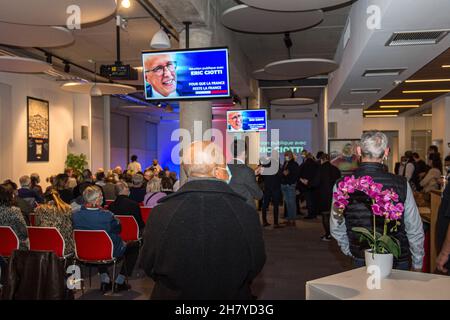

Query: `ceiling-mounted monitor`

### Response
(227, 109, 267, 133)
(142, 47, 230, 101)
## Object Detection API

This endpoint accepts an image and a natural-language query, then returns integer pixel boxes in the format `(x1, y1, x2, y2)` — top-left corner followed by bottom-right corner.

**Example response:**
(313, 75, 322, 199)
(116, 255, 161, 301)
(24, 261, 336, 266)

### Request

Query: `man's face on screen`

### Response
(228, 112, 242, 130)
(145, 54, 177, 97)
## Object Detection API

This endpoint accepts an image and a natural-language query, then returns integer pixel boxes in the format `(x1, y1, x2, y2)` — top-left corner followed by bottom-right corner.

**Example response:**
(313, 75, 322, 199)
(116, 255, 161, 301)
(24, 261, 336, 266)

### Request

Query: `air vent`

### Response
(350, 89, 381, 95)
(386, 30, 449, 46)
(362, 68, 406, 77)
(341, 102, 365, 107)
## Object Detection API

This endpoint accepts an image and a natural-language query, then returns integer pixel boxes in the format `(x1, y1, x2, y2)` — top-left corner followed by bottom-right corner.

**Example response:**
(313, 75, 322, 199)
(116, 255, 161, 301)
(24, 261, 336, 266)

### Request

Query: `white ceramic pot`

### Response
(364, 249, 393, 278)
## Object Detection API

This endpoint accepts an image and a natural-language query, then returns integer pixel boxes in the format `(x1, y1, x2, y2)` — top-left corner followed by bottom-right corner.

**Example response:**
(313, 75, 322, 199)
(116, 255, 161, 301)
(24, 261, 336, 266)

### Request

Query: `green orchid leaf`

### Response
(378, 235, 401, 258)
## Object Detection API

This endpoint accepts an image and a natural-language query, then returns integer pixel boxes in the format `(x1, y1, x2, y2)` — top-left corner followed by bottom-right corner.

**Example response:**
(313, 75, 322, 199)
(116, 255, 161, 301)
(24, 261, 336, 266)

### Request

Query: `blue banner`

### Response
(227, 110, 267, 132)
(142, 48, 230, 100)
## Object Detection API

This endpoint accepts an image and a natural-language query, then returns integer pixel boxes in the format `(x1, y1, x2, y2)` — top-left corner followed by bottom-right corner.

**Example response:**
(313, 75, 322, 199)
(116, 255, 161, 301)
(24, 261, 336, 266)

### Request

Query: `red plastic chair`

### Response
(140, 207, 152, 225)
(27, 226, 69, 259)
(73, 230, 119, 293)
(115, 216, 140, 243)
(0, 226, 19, 258)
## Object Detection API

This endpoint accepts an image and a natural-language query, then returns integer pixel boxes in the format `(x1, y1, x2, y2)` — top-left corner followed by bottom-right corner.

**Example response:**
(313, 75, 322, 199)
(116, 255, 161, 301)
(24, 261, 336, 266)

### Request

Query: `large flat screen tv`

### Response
(142, 47, 230, 101)
(226, 109, 267, 133)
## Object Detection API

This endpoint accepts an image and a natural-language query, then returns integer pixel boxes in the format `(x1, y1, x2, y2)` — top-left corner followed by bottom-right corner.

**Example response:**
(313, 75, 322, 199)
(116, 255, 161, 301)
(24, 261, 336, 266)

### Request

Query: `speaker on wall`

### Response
(81, 126, 88, 140)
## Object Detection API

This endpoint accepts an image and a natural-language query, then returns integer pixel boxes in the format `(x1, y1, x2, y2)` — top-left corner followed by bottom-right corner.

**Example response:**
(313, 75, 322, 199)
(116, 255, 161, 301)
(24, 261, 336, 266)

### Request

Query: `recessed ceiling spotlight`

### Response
(121, 0, 131, 9)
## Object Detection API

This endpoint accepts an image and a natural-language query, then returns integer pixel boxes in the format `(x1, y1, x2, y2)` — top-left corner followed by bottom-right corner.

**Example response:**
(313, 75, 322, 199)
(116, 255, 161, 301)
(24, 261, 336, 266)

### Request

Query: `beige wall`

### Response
(0, 73, 90, 187)
(328, 108, 363, 140)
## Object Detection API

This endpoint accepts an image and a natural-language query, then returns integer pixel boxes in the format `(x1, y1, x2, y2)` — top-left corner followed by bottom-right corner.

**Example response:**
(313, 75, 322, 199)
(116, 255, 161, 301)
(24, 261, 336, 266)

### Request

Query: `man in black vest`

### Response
(330, 131, 424, 271)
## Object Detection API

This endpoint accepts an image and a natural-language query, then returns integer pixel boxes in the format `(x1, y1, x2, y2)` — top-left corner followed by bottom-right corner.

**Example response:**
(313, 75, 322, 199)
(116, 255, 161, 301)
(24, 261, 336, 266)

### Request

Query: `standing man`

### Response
(436, 182, 450, 275)
(312, 153, 341, 241)
(330, 131, 424, 271)
(260, 155, 282, 228)
(228, 140, 263, 209)
(281, 150, 299, 227)
(127, 155, 142, 175)
(140, 141, 266, 299)
(298, 152, 320, 219)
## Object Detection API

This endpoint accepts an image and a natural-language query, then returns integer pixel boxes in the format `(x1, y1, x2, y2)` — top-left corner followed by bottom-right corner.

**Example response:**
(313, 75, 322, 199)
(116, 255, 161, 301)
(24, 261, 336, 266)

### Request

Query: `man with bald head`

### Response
(144, 54, 179, 98)
(140, 141, 266, 300)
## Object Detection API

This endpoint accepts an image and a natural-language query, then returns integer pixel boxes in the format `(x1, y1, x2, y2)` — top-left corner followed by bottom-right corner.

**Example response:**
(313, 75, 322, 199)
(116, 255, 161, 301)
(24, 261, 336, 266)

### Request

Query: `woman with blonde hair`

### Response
(35, 190, 74, 255)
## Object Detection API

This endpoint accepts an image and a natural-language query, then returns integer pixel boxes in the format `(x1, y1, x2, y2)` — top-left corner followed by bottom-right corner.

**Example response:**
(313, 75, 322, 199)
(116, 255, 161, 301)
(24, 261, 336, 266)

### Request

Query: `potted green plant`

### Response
(333, 175, 404, 278)
(65, 153, 88, 178)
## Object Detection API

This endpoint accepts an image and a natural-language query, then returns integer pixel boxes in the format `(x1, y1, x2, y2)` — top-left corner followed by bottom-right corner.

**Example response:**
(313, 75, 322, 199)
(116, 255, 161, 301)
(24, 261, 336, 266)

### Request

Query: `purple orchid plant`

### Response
(333, 175, 404, 258)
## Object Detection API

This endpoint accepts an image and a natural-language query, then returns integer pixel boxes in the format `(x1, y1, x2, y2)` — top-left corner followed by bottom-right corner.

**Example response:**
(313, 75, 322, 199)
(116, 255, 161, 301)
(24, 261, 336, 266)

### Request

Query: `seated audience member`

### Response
(143, 178, 166, 208)
(129, 173, 146, 203)
(113, 166, 123, 182)
(143, 169, 154, 190)
(2, 179, 33, 224)
(149, 159, 163, 175)
(65, 167, 78, 190)
(73, 169, 105, 206)
(420, 153, 443, 193)
(0, 184, 29, 250)
(53, 173, 74, 205)
(18, 175, 44, 208)
(72, 186, 139, 293)
(30, 173, 43, 198)
(108, 182, 145, 230)
(160, 176, 174, 194)
(140, 141, 266, 299)
(164, 167, 171, 178)
(95, 171, 106, 187)
(103, 173, 116, 201)
(34, 190, 74, 255)
(169, 172, 177, 184)
(45, 176, 55, 194)
(171, 172, 180, 192)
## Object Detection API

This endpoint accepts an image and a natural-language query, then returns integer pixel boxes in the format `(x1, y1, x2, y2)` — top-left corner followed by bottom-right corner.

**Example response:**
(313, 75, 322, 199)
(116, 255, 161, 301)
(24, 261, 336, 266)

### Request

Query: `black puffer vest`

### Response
(341, 163, 409, 262)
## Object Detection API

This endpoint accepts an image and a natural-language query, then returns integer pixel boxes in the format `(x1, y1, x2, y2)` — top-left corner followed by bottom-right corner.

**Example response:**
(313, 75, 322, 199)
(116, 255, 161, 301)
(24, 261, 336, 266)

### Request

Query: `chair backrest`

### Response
(0, 226, 19, 257)
(73, 230, 114, 261)
(27, 226, 65, 258)
(140, 207, 152, 225)
(29, 213, 36, 226)
(115, 215, 139, 242)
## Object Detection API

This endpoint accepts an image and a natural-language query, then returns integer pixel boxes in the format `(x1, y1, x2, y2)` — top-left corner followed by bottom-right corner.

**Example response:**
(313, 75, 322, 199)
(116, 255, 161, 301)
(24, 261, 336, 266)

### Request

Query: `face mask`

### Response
(285, 156, 290, 162)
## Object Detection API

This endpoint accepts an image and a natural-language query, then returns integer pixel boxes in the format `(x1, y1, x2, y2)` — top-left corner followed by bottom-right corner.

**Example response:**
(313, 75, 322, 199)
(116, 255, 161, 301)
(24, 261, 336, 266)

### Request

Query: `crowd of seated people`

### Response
(0, 157, 178, 294)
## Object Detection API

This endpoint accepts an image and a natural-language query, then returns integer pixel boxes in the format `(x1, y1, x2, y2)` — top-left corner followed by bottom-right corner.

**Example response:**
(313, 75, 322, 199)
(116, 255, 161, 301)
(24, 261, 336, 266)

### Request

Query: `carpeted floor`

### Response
(75, 209, 352, 300)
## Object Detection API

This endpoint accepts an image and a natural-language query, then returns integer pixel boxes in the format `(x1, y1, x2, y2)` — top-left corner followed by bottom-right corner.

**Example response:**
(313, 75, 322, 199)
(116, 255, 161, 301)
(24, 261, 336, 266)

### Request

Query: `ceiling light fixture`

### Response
(403, 89, 450, 93)
(365, 115, 398, 118)
(362, 68, 406, 77)
(121, 0, 131, 9)
(379, 98, 423, 102)
(442, 65, 450, 68)
(405, 79, 450, 83)
(363, 110, 399, 114)
(379, 105, 420, 108)
(151, 15, 171, 49)
(422, 113, 432, 117)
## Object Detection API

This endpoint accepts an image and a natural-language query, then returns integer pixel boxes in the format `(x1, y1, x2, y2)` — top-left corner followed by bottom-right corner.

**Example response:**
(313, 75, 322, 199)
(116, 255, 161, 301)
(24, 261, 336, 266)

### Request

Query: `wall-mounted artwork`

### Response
(27, 97, 49, 162)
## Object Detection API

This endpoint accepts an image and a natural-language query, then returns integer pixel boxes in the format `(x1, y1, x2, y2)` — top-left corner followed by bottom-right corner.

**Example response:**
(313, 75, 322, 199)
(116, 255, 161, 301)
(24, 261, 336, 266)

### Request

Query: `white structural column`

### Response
(103, 95, 111, 171)
(432, 96, 450, 157)
(179, 28, 213, 183)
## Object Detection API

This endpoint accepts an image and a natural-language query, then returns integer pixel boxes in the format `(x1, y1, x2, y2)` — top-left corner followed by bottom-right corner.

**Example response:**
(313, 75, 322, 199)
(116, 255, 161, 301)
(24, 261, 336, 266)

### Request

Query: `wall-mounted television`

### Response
(142, 47, 230, 101)
(227, 109, 267, 133)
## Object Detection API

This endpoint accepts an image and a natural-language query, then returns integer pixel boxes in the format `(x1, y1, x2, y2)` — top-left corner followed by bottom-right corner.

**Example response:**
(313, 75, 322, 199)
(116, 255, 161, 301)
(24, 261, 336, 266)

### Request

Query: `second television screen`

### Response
(142, 47, 230, 101)
(227, 109, 267, 133)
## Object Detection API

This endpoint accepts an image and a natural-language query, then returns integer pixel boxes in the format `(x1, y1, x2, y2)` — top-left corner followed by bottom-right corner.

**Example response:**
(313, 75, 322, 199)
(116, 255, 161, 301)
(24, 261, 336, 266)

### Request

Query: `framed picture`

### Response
(328, 139, 360, 176)
(27, 97, 49, 162)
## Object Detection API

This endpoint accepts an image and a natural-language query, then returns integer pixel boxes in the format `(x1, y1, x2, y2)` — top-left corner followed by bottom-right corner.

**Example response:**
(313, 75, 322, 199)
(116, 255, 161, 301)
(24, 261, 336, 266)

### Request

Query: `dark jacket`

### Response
(129, 187, 146, 203)
(228, 162, 263, 209)
(5, 250, 66, 300)
(437, 183, 450, 253)
(18, 188, 43, 205)
(108, 195, 145, 230)
(72, 208, 125, 258)
(312, 161, 341, 212)
(298, 158, 320, 191)
(140, 179, 266, 300)
(58, 189, 74, 205)
(342, 163, 409, 262)
(281, 159, 299, 185)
